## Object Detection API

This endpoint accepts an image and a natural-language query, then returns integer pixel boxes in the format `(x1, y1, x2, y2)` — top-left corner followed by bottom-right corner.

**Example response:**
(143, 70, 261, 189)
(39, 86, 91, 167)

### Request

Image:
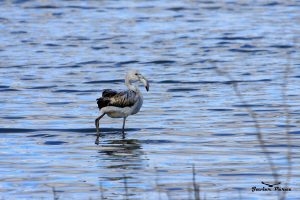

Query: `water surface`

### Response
(1, 0, 300, 199)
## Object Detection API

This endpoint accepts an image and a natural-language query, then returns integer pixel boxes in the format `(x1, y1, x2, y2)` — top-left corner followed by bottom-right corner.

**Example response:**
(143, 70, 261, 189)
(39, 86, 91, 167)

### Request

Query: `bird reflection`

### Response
(97, 138, 146, 199)
(98, 139, 143, 162)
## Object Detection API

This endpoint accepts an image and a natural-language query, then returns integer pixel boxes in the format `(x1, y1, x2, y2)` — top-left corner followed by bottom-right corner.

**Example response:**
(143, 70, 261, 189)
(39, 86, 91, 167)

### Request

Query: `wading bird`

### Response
(95, 69, 149, 145)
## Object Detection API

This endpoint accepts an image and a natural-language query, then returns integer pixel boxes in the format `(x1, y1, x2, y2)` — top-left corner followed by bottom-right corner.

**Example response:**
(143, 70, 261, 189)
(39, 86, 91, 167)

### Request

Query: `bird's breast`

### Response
(131, 96, 143, 115)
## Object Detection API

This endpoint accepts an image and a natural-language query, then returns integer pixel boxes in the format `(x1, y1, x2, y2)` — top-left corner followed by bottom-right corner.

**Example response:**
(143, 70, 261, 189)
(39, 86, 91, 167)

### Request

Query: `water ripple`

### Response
(1, 0, 299, 199)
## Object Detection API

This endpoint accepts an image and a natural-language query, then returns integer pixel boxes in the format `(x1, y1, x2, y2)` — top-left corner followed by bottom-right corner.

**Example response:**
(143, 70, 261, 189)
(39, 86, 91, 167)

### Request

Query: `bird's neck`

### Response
(125, 79, 140, 93)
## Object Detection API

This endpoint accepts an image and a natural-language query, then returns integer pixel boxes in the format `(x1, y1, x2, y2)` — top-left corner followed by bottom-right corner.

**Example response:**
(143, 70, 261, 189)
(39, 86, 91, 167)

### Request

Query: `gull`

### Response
(95, 69, 149, 144)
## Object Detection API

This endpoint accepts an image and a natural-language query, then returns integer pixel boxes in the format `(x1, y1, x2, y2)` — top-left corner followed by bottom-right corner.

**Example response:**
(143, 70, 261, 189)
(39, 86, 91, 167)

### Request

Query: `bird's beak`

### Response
(139, 75, 149, 92)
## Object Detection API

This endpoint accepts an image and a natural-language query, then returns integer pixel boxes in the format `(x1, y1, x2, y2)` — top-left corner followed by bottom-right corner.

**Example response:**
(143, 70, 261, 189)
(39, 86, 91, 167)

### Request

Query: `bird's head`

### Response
(126, 69, 149, 91)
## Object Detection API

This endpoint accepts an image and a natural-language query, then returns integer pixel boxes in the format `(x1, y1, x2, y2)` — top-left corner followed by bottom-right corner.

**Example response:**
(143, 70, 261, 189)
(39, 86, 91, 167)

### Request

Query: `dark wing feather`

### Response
(273, 182, 281, 186)
(102, 89, 118, 97)
(97, 90, 136, 109)
(97, 97, 110, 109)
(109, 90, 137, 108)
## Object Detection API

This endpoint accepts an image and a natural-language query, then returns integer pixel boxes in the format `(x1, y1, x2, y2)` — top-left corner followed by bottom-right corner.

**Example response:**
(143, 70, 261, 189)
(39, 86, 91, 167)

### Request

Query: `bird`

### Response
(261, 181, 281, 187)
(95, 69, 149, 145)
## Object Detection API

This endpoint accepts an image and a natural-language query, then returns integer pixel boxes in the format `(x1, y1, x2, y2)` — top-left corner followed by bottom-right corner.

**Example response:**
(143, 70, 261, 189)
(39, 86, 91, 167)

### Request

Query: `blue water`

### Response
(1, 0, 300, 199)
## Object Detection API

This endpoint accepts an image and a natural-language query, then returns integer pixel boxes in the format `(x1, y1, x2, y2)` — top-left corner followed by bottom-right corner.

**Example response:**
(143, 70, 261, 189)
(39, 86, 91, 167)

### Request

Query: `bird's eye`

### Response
(135, 73, 138, 75)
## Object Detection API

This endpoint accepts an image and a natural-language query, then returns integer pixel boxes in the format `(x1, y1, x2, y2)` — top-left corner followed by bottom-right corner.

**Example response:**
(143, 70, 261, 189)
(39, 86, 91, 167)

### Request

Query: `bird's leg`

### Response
(95, 113, 105, 145)
(122, 117, 126, 138)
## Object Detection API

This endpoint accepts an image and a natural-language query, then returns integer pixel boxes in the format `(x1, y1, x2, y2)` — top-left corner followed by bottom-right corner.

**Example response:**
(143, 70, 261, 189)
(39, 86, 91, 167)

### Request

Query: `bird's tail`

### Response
(97, 97, 110, 109)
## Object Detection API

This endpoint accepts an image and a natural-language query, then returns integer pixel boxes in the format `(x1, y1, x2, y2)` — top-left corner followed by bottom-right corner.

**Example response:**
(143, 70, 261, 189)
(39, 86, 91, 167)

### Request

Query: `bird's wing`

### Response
(273, 182, 281, 186)
(102, 89, 118, 97)
(261, 182, 268, 186)
(97, 89, 118, 110)
(261, 182, 272, 187)
(109, 90, 137, 108)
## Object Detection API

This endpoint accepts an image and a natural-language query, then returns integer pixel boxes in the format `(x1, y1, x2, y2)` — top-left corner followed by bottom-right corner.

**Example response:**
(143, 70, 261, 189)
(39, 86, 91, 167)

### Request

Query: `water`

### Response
(1, 0, 300, 199)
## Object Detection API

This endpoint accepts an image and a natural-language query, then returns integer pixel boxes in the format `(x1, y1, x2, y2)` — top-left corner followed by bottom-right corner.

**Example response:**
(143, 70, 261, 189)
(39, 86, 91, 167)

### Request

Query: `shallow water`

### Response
(1, 0, 300, 199)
